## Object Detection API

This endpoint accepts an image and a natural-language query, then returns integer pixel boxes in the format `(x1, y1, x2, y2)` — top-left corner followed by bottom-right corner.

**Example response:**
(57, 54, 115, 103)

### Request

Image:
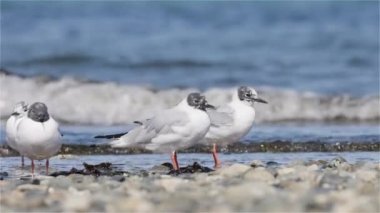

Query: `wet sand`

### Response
(0, 157, 379, 212)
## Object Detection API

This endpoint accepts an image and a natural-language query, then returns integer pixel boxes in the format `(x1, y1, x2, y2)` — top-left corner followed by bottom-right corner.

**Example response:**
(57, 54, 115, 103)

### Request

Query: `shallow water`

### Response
(1, 152, 379, 179)
(1, 123, 379, 145)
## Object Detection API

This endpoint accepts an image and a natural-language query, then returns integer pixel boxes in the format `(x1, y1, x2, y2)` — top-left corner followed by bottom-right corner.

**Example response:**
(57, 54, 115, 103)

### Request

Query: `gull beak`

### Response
(11, 112, 20, 116)
(252, 97, 268, 104)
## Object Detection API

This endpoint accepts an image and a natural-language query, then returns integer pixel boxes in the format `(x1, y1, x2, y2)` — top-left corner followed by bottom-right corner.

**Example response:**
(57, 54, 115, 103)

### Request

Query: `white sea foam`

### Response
(1, 72, 379, 125)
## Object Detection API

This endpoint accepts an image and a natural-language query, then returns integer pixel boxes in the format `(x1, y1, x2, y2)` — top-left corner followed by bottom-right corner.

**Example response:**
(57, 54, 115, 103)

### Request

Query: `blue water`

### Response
(1, 1, 379, 96)
(1, 123, 379, 145)
(1, 152, 379, 178)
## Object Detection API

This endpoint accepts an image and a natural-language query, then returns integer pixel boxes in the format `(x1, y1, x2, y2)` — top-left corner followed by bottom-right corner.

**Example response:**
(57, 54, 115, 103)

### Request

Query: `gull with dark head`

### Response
(206, 86, 268, 168)
(6, 101, 28, 167)
(15, 102, 62, 175)
(109, 93, 215, 171)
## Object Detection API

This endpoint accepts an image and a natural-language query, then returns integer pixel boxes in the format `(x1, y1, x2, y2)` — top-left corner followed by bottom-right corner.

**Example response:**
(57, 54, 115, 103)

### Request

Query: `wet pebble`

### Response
(0, 159, 378, 212)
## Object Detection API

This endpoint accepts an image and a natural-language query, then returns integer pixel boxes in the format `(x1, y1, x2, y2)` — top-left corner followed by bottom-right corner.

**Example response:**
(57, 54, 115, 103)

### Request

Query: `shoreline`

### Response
(1, 158, 379, 212)
(1, 141, 379, 157)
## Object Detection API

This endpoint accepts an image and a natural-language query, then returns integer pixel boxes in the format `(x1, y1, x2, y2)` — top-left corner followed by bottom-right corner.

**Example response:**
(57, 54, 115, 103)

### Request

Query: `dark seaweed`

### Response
(49, 162, 129, 177)
(168, 162, 214, 175)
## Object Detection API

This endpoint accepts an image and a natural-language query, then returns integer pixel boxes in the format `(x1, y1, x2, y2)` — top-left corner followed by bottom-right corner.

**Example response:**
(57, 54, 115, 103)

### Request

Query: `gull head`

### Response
(237, 86, 268, 106)
(28, 102, 50, 123)
(11, 101, 28, 117)
(187, 93, 215, 111)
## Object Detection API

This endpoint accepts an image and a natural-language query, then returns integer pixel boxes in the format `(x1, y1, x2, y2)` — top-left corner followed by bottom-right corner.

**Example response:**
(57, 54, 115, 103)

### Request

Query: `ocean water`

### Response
(0, 2, 379, 152)
(1, 2, 379, 95)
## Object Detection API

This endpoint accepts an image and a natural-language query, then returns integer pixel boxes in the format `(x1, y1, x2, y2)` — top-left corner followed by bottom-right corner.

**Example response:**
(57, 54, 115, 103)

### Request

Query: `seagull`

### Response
(205, 86, 267, 168)
(15, 102, 62, 175)
(6, 101, 28, 167)
(109, 93, 215, 171)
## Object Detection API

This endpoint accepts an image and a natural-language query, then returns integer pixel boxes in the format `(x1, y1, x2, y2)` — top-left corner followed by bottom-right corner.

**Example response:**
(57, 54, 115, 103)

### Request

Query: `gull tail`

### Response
(94, 132, 128, 139)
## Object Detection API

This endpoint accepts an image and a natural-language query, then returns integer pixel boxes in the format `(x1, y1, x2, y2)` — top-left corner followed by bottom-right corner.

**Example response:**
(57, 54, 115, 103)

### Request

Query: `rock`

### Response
(266, 161, 280, 167)
(155, 177, 189, 193)
(319, 173, 352, 190)
(168, 162, 213, 175)
(307, 164, 320, 171)
(224, 182, 276, 210)
(150, 163, 172, 175)
(63, 187, 91, 212)
(277, 167, 296, 176)
(31, 179, 40, 185)
(8, 184, 49, 209)
(43, 175, 72, 189)
(250, 160, 265, 168)
(330, 190, 378, 213)
(0, 172, 8, 177)
(110, 196, 154, 212)
(244, 168, 275, 183)
(111, 175, 126, 182)
(216, 164, 251, 177)
(355, 169, 378, 182)
(327, 156, 347, 168)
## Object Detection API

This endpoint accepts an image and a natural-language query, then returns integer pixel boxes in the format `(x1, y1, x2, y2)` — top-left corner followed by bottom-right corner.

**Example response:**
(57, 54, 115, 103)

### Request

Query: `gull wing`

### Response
(207, 105, 235, 127)
(110, 109, 189, 148)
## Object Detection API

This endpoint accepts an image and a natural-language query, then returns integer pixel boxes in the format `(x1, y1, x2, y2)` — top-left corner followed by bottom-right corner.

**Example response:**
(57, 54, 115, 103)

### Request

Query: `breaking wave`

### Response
(1, 71, 379, 125)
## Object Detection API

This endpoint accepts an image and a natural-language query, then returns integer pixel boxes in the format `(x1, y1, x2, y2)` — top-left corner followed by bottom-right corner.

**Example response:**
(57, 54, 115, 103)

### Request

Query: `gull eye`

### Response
(245, 93, 251, 97)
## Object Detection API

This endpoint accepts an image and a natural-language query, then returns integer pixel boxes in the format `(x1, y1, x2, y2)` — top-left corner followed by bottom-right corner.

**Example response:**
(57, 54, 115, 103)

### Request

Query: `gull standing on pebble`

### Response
(206, 86, 268, 168)
(109, 93, 215, 171)
(6, 101, 28, 167)
(15, 102, 62, 175)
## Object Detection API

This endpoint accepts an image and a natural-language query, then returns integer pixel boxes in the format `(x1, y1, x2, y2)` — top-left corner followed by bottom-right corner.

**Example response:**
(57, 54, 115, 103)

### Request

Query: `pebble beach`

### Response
(1, 157, 379, 212)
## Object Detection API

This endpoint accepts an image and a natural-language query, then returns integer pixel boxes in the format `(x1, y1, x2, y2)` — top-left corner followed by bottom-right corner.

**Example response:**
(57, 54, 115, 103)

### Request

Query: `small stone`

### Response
(327, 156, 347, 168)
(111, 175, 126, 182)
(266, 161, 280, 167)
(155, 177, 188, 193)
(307, 164, 320, 171)
(151, 163, 172, 175)
(31, 179, 40, 185)
(355, 169, 378, 182)
(216, 164, 251, 177)
(277, 167, 296, 176)
(244, 167, 275, 183)
(64, 187, 91, 212)
(44, 176, 72, 189)
(0, 171, 9, 177)
(250, 160, 265, 168)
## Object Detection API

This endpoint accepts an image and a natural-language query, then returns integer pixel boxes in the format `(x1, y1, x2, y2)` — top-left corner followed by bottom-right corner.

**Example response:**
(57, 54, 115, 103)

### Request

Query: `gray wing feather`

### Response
(207, 105, 234, 127)
(111, 109, 189, 147)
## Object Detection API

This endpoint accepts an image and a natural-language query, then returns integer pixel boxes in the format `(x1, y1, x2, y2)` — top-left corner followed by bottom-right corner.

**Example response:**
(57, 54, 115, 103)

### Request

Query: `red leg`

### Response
(31, 160, 35, 176)
(212, 143, 221, 169)
(45, 159, 49, 175)
(170, 151, 180, 171)
(21, 156, 24, 168)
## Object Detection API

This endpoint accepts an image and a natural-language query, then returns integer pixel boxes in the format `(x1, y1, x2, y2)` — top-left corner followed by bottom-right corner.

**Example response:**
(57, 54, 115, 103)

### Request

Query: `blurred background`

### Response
(2, 1, 378, 94)
(0, 1, 379, 143)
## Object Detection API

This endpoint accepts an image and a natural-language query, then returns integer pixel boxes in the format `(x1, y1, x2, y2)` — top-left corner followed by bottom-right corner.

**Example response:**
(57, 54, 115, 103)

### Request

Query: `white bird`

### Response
(205, 86, 267, 168)
(15, 102, 62, 175)
(110, 93, 215, 171)
(6, 101, 28, 167)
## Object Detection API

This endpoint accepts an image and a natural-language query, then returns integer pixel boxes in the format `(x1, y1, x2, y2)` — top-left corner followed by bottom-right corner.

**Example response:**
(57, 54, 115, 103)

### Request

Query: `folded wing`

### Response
(207, 105, 235, 127)
(110, 109, 189, 148)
